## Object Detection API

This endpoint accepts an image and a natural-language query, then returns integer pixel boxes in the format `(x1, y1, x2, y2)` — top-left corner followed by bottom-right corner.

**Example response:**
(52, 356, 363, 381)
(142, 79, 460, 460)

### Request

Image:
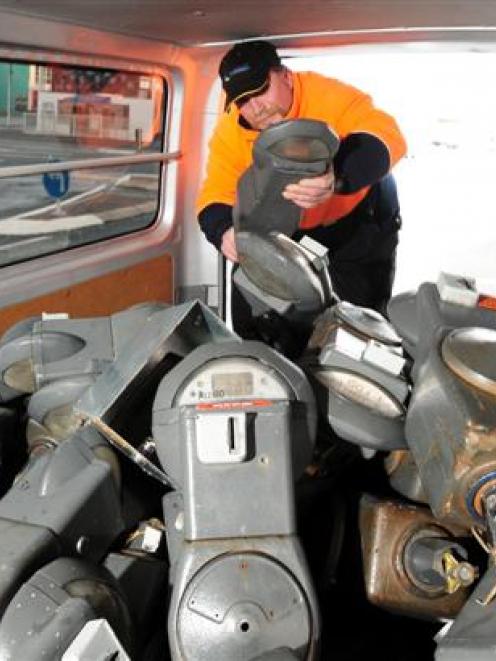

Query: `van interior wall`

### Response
(172, 46, 223, 307)
(0, 11, 221, 320)
(0, 254, 173, 337)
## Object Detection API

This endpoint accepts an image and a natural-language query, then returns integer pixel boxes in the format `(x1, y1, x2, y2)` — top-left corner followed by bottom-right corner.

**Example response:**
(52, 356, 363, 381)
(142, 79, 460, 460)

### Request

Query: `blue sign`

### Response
(42, 157, 70, 199)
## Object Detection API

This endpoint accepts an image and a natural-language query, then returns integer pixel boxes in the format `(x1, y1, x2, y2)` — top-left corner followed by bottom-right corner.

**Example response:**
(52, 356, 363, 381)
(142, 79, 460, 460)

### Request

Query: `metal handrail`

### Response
(0, 150, 181, 179)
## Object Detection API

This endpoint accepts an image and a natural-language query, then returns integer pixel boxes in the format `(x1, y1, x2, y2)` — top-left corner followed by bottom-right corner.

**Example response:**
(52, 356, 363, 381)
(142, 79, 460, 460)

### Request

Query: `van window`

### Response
(287, 45, 496, 294)
(0, 61, 167, 266)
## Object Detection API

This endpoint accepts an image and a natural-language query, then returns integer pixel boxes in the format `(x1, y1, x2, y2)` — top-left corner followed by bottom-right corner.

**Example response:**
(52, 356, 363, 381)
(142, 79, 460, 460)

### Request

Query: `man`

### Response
(197, 40, 407, 333)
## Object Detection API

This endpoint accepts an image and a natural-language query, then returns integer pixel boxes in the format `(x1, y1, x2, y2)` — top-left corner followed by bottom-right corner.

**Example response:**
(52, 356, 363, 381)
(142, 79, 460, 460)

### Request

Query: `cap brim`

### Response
(225, 77, 270, 110)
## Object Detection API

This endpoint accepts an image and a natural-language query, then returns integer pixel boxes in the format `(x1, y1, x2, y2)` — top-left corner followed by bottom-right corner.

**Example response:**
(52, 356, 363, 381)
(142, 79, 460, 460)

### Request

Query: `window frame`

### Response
(0, 45, 182, 308)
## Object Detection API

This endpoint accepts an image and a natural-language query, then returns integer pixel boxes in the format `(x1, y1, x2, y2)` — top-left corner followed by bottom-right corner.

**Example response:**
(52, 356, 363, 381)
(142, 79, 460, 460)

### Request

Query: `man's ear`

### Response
(283, 68, 294, 90)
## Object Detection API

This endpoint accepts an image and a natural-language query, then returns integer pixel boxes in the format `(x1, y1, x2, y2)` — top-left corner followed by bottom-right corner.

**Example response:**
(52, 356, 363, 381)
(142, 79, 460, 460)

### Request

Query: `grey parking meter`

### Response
(234, 118, 339, 238)
(233, 119, 339, 322)
(307, 301, 409, 451)
(152, 340, 320, 660)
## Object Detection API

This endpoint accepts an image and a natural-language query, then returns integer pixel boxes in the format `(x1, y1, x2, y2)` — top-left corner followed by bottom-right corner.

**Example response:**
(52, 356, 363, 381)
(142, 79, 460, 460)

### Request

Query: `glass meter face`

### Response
(269, 136, 331, 162)
(211, 371, 253, 397)
(175, 357, 290, 406)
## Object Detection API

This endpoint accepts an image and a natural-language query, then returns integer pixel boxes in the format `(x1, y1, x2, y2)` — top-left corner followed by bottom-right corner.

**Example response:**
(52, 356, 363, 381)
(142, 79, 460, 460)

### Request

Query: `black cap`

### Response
(219, 40, 281, 108)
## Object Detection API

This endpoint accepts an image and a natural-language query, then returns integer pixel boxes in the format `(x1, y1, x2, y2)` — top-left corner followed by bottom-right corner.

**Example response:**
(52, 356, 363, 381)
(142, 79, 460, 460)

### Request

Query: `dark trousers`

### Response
(232, 174, 401, 344)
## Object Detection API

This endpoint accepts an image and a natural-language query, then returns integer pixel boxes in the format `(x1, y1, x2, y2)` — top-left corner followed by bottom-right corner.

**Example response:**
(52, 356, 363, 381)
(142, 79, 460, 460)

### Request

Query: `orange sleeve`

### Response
(196, 114, 249, 214)
(329, 81, 407, 167)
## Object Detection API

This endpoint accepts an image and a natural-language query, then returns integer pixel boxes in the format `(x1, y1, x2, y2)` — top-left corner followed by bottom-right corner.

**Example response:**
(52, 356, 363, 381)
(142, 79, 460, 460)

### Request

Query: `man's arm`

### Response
(331, 87, 406, 192)
(197, 114, 247, 260)
(198, 202, 233, 249)
(198, 203, 238, 261)
(332, 132, 392, 194)
(284, 79, 406, 209)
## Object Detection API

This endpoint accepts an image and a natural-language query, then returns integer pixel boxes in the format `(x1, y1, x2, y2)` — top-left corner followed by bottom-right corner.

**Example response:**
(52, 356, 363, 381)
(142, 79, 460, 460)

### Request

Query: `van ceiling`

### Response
(0, 0, 495, 46)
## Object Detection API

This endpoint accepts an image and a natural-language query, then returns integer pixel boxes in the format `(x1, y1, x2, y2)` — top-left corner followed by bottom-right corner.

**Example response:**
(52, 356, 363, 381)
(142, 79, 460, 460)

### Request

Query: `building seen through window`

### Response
(0, 61, 167, 266)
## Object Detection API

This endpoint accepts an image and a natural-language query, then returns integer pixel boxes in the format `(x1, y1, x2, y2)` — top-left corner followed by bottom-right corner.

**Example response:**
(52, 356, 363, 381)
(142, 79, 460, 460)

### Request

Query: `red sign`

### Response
(478, 294, 496, 311)
(196, 399, 272, 411)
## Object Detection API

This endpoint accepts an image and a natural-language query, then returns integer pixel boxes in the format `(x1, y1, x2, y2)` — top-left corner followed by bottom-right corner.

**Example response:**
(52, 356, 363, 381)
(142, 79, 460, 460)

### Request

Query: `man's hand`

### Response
(220, 227, 238, 262)
(282, 170, 335, 209)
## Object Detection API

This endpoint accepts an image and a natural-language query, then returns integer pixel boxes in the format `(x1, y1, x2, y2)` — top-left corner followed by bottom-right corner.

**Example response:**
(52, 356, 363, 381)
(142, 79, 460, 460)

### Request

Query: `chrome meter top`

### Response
(236, 232, 326, 308)
(441, 327, 496, 395)
(315, 368, 405, 419)
(335, 301, 402, 345)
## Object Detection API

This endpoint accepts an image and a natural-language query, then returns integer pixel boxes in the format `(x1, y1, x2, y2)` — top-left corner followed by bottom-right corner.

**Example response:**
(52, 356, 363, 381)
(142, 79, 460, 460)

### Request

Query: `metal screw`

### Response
(76, 536, 89, 555)
(455, 562, 477, 586)
(175, 512, 184, 531)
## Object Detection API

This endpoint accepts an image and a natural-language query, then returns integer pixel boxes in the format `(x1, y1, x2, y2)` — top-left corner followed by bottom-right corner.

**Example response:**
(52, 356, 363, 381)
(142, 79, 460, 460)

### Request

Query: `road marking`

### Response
(0, 214, 103, 235)
(0, 236, 47, 251)
(2, 184, 106, 222)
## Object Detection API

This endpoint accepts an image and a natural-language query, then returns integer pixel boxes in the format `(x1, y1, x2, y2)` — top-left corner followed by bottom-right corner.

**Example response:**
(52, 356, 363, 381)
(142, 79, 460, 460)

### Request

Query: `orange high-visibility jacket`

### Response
(197, 71, 406, 230)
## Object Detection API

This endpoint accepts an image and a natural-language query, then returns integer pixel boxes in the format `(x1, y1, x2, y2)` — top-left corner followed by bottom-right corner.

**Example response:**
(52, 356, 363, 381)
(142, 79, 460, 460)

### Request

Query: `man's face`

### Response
(236, 69, 293, 130)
